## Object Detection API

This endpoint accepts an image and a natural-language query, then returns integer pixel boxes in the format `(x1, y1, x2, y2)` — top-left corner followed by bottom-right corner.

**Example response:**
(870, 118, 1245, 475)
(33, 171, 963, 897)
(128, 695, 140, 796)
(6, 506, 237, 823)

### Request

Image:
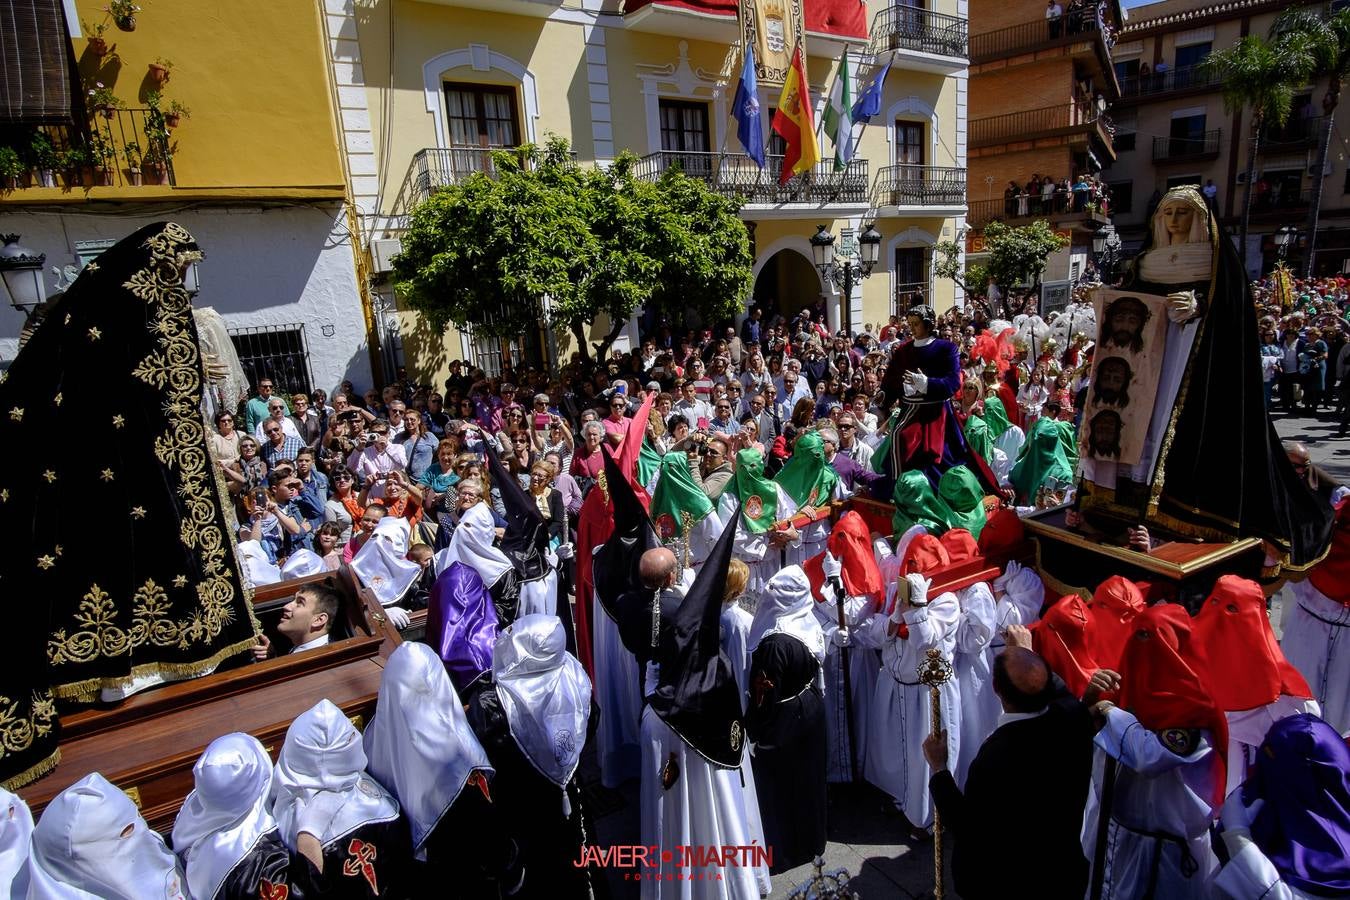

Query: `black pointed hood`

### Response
(594, 446, 656, 626)
(484, 442, 548, 580)
(648, 509, 745, 769)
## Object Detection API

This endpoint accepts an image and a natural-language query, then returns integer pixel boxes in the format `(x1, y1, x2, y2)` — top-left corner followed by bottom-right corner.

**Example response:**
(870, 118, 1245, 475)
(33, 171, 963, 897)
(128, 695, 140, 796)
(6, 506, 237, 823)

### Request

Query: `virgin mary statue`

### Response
(1077, 185, 1332, 570)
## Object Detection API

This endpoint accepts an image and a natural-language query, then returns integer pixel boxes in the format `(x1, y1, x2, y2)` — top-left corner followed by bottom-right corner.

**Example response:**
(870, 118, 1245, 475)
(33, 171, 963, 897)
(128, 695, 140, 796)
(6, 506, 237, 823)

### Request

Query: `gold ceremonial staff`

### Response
(917, 647, 954, 900)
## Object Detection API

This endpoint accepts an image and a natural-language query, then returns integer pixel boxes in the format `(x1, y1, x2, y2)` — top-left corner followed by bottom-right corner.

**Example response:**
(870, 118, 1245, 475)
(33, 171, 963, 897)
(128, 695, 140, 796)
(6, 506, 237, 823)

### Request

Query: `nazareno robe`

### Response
(878, 338, 1000, 496)
(465, 684, 595, 899)
(747, 633, 827, 874)
(0, 222, 260, 787)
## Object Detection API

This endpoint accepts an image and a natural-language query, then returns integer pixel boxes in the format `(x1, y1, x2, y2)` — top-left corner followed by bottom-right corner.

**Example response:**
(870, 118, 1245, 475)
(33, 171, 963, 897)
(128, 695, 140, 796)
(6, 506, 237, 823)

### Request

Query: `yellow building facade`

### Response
(1, 0, 376, 394)
(338, 0, 971, 383)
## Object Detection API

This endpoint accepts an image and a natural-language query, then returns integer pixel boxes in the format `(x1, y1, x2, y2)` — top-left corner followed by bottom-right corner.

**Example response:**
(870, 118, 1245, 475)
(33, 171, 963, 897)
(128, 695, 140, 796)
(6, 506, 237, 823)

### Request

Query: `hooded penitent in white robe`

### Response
(1081, 709, 1220, 900)
(171, 733, 279, 900)
(363, 643, 494, 859)
(862, 590, 961, 830)
(23, 772, 186, 899)
(1281, 579, 1350, 735)
(719, 486, 798, 607)
(813, 587, 882, 784)
(952, 582, 998, 788)
(351, 516, 420, 609)
(0, 788, 32, 897)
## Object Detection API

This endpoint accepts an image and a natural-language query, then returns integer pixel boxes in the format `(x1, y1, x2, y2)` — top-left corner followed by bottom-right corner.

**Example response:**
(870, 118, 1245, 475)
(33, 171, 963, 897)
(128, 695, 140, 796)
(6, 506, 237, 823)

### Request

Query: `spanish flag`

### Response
(772, 45, 820, 185)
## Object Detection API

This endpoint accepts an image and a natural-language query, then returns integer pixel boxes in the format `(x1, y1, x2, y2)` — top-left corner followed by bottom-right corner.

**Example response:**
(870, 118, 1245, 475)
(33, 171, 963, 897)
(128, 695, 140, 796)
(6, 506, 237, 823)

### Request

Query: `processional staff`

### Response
(917, 647, 954, 900)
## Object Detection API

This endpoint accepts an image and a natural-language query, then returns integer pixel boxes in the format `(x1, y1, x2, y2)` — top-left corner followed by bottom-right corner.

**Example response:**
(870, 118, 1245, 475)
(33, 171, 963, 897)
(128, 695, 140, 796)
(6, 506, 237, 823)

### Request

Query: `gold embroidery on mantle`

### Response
(0, 688, 60, 791)
(47, 223, 257, 702)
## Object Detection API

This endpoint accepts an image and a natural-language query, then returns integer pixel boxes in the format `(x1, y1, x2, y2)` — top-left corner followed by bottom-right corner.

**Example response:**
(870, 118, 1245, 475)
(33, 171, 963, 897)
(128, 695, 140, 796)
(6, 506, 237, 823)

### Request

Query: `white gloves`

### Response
(545, 550, 559, 569)
(822, 551, 843, 579)
(1219, 790, 1264, 835)
(555, 542, 575, 561)
(1166, 290, 1199, 324)
(903, 370, 929, 398)
(832, 627, 852, 648)
(905, 574, 931, 608)
(384, 606, 411, 630)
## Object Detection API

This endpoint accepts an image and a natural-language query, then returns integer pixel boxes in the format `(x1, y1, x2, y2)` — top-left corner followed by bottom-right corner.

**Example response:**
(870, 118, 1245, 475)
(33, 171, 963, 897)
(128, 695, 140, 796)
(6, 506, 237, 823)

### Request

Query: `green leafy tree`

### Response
(935, 220, 1067, 316)
(1201, 34, 1314, 269)
(393, 138, 752, 364)
(1272, 7, 1350, 277)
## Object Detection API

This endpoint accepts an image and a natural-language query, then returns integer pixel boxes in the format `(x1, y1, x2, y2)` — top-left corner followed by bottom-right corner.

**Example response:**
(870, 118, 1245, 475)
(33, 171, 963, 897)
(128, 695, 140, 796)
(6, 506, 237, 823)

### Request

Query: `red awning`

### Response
(624, 0, 868, 40)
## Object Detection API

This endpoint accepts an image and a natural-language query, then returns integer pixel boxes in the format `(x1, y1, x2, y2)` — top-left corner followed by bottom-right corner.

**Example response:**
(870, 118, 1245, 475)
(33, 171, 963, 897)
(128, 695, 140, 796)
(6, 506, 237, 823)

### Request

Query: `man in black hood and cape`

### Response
(636, 506, 771, 896)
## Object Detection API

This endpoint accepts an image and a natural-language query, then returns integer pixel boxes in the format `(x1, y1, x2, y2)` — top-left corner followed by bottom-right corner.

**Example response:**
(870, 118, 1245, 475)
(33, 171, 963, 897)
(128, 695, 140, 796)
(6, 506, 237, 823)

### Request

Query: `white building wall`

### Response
(0, 204, 372, 395)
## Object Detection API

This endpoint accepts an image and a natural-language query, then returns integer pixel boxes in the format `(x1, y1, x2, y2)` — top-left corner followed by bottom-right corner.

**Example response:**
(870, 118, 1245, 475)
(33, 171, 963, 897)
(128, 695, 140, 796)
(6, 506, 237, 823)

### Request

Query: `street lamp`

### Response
(0, 234, 47, 320)
(1091, 224, 1122, 283)
(1274, 225, 1298, 262)
(183, 258, 201, 296)
(810, 223, 882, 333)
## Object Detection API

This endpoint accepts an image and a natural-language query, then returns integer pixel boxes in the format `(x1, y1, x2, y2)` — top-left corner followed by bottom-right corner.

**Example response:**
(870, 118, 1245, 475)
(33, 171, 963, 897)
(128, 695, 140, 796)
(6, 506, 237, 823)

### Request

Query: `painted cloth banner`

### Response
(1079, 289, 1170, 467)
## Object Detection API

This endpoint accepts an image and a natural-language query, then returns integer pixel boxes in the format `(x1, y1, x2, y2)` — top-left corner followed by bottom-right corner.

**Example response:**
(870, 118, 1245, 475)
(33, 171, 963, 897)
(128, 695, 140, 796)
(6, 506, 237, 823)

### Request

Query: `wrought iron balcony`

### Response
(967, 195, 1109, 229)
(3, 108, 176, 191)
(969, 7, 1114, 64)
(633, 151, 870, 205)
(1118, 64, 1220, 101)
(1152, 129, 1221, 162)
(969, 101, 1112, 149)
(1262, 116, 1324, 153)
(869, 5, 968, 60)
(872, 164, 966, 207)
(392, 145, 576, 221)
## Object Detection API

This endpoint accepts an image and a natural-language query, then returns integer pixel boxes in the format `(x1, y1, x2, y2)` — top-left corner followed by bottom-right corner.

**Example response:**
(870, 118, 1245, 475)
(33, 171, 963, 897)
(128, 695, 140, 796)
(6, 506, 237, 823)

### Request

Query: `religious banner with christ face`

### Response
(739, 0, 805, 86)
(1078, 289, 1170, 467)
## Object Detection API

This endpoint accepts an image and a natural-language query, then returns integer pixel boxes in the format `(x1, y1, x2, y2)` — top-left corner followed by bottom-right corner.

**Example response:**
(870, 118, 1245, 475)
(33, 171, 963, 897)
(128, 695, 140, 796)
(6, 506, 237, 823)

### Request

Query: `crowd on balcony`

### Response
(1002, 172, 1111, 218)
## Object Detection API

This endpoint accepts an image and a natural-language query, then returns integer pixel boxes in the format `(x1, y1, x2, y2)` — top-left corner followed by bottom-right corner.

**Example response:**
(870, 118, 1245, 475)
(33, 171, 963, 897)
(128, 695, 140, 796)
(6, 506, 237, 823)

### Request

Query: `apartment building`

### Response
(333, 0, 973, 382)
(0, 0, 376, 393)
(1100, 0, 1348, 276)
(966, 0, 1123, 313)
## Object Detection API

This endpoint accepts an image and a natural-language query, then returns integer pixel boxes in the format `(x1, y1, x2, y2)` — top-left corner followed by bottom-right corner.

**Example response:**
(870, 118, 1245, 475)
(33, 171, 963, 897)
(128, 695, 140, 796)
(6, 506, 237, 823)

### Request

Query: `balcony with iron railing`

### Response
(1, 108, 177, 194)
(632, 150, 870, 205)
(1261, 116, 1325, 153)
(970, 6, 1118, 93)
(1117, 64, 1221, 102)
(1152, 129, 1222, 163)
(872, 164, 966, 209)
(390, 145, 576, 222)
(969, 101, 1114, 151)
(868, 5, 968, 70)
(967, 193, 1109, 229)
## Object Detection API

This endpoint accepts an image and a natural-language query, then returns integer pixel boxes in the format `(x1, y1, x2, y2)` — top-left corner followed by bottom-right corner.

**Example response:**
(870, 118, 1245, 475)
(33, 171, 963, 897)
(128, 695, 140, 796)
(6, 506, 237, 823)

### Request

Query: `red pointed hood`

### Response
(1192, 575, 1312, 711)
(805, 510, 884, 603)
(1033, 595, 1099, 698)
(1088, 575, 1147, 670)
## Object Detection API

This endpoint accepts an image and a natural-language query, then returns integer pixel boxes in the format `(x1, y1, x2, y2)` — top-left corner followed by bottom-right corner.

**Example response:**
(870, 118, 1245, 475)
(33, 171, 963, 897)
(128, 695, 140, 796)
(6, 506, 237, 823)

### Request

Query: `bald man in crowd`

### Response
(923, 630, 1113, 900)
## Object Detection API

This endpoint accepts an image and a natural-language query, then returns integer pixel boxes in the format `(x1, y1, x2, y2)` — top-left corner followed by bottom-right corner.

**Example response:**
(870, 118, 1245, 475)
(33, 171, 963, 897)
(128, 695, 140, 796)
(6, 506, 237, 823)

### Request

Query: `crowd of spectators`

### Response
(1253, 273, 1350, 432)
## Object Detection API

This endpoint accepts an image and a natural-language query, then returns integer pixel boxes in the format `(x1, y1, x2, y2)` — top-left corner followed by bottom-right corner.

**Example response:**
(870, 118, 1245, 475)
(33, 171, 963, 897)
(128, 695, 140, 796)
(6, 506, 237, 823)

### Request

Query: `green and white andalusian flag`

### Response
(822, 53, 855, 172)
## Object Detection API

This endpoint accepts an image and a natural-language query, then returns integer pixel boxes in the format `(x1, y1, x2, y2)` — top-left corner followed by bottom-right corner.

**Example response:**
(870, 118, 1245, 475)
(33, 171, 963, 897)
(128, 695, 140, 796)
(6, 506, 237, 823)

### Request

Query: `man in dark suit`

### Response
(923, 637, 1116, 900)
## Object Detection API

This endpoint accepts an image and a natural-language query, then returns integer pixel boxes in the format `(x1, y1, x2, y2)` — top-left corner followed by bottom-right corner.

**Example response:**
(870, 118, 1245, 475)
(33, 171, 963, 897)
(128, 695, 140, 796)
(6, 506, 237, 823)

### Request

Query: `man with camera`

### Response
(686, 431, 734, 503)
(349, 419, 407, 501)
(245, 470, 312, 564)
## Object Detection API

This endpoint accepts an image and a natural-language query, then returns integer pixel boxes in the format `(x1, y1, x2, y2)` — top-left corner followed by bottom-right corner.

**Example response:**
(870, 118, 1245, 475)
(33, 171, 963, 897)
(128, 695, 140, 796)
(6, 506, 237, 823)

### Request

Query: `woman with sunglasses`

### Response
(210, 410, 242, 468)
(224, 435, 268, 498)
(325, 466, 363, 542)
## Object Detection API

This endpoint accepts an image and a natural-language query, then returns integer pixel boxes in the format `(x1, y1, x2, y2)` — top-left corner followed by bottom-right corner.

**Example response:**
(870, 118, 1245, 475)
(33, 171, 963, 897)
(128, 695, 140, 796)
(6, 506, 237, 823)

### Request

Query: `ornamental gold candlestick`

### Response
(917, 647, 955, 900)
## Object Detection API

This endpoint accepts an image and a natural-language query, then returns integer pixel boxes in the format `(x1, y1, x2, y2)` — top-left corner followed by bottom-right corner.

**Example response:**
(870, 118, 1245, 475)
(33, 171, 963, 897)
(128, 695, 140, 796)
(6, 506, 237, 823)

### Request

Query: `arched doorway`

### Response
(753, 248, 823, 323)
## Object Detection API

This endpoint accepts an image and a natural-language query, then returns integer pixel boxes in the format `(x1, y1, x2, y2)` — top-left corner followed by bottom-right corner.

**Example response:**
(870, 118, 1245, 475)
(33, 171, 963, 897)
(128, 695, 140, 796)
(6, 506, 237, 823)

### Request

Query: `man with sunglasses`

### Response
(691, 434, 734, 502)
(707, 399, 737, 436)
(246, 470, 312, 563)
(244, 378, 277, 435)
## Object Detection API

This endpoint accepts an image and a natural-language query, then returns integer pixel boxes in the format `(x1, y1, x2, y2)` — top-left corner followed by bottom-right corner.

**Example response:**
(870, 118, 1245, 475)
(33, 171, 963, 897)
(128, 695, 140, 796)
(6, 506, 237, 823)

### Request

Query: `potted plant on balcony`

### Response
(0, 147, 24, 190)
(58, 146, 90, 187)
(106, 0, 139, 31)
(147, 57, 172, 86)
(164, 100, 190, 129)
(123, 141, 142, 185)
(87, 82, 121, 119)
(28, 133, 58, 187)
(87, 134, 116, 186)
(142, 139, 173, 186)
(83, 20, 110, 56)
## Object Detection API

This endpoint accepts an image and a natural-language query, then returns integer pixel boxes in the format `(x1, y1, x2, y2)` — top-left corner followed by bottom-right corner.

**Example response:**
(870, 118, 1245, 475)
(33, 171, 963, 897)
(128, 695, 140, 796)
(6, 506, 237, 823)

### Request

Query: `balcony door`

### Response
(894, 246, 930, 311)
(895, 121, 925, 167)
(444, 83, 521, 180)
(1169, 113, 1206, 157)
(659, 99, 712, 179)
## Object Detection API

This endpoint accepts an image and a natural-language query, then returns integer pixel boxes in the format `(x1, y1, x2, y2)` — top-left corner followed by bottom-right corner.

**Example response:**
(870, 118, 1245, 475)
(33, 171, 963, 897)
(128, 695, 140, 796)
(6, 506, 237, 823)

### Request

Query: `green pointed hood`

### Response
(650, 451, 713, 543)
(964, 414, 994, 467)
(1010, 419, 1075, 504)
(774, 431, 839, 508)
(731, 448, 779, 533)
(892, 470, 954, 537)
(982, 395, 1012, 439)
(938, 465, 988, 539)
(638, 437, 662, 488)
